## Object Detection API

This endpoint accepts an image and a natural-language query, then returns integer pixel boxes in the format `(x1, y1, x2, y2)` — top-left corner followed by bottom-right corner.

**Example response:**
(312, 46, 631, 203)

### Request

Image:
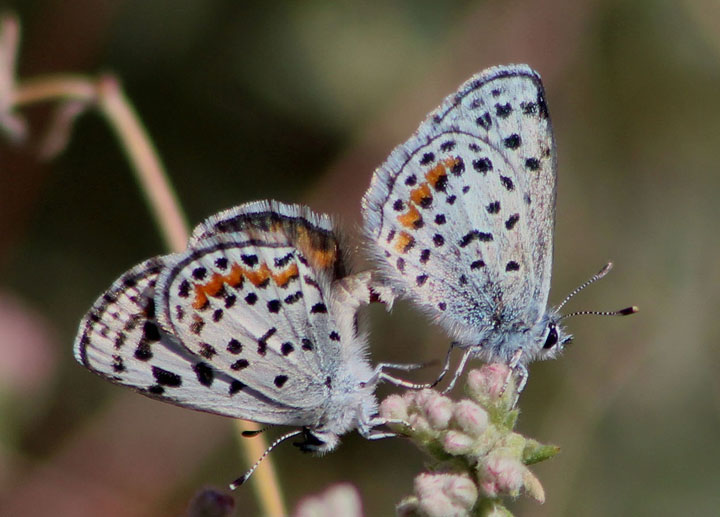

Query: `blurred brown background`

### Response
(1, 1, 718, 515)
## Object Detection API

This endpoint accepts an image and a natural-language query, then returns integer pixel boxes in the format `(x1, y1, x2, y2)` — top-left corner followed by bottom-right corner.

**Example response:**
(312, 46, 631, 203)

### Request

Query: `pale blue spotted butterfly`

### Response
(74, 200, 415, 488)
(362, 64, 636, 392)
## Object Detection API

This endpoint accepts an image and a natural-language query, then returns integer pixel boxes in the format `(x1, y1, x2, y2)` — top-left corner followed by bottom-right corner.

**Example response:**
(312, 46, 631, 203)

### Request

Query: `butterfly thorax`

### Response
(302, 373, 379, 455)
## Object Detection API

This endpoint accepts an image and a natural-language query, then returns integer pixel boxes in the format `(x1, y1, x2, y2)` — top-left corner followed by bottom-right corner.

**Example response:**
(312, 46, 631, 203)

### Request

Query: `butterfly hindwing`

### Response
(363, 64, 556, 347)
(155, 235, 346, 414)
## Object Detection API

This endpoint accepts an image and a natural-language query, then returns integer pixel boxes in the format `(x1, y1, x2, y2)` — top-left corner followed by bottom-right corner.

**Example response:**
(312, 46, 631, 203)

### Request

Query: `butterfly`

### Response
(362, 64, 636, 391)
(74, 200, 412, 487)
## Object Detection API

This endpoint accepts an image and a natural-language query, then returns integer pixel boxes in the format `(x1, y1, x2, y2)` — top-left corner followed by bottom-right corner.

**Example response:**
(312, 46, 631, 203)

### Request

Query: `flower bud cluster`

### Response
(381, 364, 558, 516)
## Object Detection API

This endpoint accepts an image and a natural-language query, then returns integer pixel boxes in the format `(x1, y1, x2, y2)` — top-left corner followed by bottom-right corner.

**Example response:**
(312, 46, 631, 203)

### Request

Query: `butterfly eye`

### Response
(543, 324, 558, 349)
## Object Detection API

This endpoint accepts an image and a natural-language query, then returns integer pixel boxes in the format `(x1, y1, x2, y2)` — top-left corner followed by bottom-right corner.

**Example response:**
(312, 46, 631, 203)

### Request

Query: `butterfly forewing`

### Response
(74, 257, 166, 382)
(189, 200, 348, 281)
(73, 258, 292, 420)
(363, 64, 556, 345)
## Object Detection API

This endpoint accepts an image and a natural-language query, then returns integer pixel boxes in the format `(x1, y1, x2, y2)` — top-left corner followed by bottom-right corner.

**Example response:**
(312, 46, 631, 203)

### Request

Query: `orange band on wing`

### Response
(409, 183, 432, 205)
(192, 261, 299, 309)
(397, 204, 422, 229)
(394, 231, 415, 253)
(425, 163, 446, 189)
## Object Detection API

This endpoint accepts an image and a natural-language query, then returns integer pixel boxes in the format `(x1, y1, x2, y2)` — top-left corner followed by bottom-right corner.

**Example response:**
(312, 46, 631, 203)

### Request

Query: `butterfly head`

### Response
(293, 427, 341, 455)
(532, 310, 573, 361)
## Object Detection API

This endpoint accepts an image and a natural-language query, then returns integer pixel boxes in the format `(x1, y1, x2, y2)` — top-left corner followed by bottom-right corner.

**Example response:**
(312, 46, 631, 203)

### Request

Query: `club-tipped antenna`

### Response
(229, 429, 302, 490)
(560, 305, 638, 321)
(557, 262, 614, 312)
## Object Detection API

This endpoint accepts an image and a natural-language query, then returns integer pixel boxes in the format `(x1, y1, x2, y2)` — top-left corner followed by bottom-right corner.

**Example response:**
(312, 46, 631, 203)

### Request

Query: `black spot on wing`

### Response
(274, 253, 294, 268)
(284, 291, 303, 304)
(135, 342, 152, 361)
(420, 152, 435, 165)
(503, 134, 521, 149)
(505, 214, 520, 230)
(194, 362, 214, 386)
(229, 380, 245, 395)
(227, 339, 242, 354)
(241, 254, 258, 267)
(152, 366, 182, 387)
(274, 375, 289, 388)
(231, 359, 249, 370)
(495, 102, 512, 118)
(143, 321, 161, 342)
(473, 158, 493, 174)
(311, 303, 327, 314)
(506, 261, 520, 272)
(199, 343, 217, 359)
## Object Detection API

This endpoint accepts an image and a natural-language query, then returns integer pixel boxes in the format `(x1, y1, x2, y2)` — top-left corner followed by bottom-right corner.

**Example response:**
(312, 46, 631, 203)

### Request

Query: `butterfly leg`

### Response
(513, 363, 529, 394)
(506, 349, 528, 406)
(376, 361, 426, 371)
(377, 341, 458, 390)
(368, 360, 430, 389)
(428, 343, 456, 388)
(374, 358, 448, 389)
(441, 347, 473, 393)
(361, 417, 412, 440)
(365, 430, 398, 440)
(367, 274, 398, 309)
(377, 371, 429, 389)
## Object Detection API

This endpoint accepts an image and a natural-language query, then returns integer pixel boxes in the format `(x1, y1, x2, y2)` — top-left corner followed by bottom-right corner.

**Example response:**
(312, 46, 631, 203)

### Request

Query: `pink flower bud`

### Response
(467, 364, 511, 402)
(443, 430, 474, 455)
(453, 400, 489, 436)
(380, 394, 409, 421)
(407, 412, 430, 433)
(423, 393, 453, 430)
(414, 472, 478, 517)
(410, 388, 435, 409)
(480, 455, 525, 498)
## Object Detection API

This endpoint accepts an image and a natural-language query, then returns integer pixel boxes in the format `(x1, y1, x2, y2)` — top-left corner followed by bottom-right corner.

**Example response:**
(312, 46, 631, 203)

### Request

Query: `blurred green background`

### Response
(1, 1, 719, 515)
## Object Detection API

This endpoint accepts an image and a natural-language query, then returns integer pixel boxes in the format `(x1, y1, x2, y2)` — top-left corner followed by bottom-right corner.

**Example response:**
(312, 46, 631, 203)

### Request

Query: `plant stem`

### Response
(12, 70, 287, 516)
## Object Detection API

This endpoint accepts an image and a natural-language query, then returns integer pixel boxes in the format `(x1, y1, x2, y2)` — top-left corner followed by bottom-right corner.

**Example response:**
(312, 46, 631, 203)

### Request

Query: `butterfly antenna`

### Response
(560, 306, 638, 321)
(557, 262, 614, 312)
(241, 426, 273, 438)
(229, 429, 303, 490)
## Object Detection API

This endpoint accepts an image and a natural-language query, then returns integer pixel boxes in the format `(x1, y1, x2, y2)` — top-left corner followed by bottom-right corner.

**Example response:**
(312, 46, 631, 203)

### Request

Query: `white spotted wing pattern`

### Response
(75, 200, 394, 457)
(363, 64, 568, 380)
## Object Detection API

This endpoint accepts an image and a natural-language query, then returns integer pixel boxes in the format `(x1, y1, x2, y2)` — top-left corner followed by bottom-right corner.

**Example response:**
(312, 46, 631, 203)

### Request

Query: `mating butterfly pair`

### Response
(75, 64, 634, 487)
